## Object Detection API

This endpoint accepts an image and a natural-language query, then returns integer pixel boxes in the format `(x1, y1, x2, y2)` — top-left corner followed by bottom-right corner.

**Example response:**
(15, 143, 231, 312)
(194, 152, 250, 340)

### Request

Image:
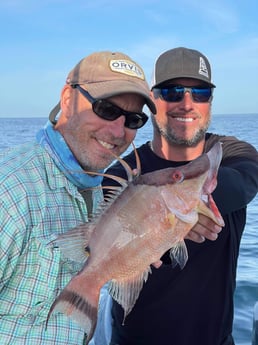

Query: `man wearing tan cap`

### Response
(103, 47, 258, 345)
(0, 51, 155, 344)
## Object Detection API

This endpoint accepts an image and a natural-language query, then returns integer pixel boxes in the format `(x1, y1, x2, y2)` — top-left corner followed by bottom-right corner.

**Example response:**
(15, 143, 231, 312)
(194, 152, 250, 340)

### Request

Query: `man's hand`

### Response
(185, 214, 223, 243)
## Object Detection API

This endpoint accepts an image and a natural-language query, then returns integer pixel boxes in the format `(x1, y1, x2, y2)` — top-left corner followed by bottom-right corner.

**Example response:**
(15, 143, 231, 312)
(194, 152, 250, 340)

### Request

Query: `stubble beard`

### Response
(79, 150, 116, 172)
(151, 114, 211, 147)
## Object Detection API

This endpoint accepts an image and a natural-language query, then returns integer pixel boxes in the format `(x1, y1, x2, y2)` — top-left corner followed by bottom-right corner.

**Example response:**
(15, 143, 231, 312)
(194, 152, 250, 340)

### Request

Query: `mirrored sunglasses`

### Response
(153, 86, 213, 103)
(73, 84, 148, 129)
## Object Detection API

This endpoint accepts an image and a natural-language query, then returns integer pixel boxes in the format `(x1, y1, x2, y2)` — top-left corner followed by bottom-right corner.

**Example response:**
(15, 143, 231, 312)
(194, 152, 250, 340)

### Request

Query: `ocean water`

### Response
(0, 114, 257, 344)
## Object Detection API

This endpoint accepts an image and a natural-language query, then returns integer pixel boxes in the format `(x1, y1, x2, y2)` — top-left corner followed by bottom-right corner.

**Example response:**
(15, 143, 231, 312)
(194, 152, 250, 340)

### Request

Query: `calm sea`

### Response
(0, 114, 257, 344)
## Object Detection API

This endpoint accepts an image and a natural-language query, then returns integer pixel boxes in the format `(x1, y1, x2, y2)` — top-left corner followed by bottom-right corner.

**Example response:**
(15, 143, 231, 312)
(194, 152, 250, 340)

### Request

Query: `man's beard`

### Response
(151, 115, 211, 147)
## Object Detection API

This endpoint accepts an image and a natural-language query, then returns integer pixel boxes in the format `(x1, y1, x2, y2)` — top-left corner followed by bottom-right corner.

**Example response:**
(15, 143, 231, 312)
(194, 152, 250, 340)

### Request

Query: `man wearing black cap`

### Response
(0, 51, 155, 344)
(102, 47, 258, 345)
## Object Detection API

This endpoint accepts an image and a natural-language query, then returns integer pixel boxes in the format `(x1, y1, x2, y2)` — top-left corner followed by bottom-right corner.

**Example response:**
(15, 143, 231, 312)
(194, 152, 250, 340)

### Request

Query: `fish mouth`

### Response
(177, 142, 224, 227)
(200, 193, 225, 227)
(199, 142, 225, 227)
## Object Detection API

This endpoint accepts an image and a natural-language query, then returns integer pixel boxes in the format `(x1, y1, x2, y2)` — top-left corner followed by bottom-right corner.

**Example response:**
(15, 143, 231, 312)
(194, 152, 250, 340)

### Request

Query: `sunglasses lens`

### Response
(191, 88, 212, 102)
(93, 100, 148, 129)
(161, 87, 184, 102)
(93, 100, 120, 120)
(154, 86, 212, 103)
(125, 113, 148, 129)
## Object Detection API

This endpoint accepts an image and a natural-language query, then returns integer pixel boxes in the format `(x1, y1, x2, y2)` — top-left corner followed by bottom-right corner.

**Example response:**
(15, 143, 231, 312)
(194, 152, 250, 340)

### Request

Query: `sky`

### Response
(0, 0, 257, 117)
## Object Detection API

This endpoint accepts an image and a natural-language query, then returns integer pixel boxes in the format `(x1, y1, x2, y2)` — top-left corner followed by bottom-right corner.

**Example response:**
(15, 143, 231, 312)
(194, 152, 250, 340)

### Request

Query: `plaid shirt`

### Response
(0, 142, 103, 344)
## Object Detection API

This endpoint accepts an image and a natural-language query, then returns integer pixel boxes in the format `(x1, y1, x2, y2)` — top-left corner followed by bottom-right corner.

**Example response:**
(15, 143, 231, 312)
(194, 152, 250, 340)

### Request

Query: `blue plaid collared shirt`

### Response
(0, 142, 103, 344)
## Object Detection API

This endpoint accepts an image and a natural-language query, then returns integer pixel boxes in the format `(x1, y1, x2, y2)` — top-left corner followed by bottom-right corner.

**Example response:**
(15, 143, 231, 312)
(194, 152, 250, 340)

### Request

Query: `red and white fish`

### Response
(47, 142, 224, 344)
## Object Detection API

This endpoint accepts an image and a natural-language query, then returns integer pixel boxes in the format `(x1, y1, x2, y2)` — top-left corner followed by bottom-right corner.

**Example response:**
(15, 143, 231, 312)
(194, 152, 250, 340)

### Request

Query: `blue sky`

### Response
(0, 0, 257, 117)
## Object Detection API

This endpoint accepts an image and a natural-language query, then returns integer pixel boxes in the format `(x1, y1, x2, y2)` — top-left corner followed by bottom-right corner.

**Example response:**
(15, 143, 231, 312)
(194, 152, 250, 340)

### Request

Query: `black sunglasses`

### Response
(153, 85, 213, 103)
(72, 84, 148, 129)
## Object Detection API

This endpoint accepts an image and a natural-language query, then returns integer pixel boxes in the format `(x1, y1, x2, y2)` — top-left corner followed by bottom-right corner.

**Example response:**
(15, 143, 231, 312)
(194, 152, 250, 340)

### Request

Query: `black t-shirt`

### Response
(102, 133, 258, 345)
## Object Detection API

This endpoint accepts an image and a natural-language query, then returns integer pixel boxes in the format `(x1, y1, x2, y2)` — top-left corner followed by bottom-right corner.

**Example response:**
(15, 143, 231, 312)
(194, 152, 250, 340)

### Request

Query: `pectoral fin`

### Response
(169, 241, 188, 269)
(49, 223, 95, 262)
(108, 267, 151, 322)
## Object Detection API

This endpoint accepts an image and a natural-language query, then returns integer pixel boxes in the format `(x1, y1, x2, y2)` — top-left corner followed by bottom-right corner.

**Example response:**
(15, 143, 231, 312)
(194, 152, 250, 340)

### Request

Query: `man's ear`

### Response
(60, 85, 73, 115)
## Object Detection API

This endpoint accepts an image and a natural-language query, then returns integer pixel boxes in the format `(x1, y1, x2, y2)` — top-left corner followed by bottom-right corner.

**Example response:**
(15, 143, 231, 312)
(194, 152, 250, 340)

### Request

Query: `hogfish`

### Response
(47, 142, 224, 344)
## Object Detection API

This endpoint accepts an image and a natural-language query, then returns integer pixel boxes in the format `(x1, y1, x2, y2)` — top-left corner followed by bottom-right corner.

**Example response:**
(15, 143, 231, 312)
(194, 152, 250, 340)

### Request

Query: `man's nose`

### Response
(107, 115, 127, 137)
(179, 91, 194, 111)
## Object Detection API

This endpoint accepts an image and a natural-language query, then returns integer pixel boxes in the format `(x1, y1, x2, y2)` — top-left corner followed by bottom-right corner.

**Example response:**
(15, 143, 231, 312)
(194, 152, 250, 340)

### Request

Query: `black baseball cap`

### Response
(151, 47, 216, 89)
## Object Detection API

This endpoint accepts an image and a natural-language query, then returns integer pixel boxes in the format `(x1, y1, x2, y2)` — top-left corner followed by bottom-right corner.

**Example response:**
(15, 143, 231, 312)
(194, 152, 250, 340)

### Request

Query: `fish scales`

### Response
(47, 142, 224, 344)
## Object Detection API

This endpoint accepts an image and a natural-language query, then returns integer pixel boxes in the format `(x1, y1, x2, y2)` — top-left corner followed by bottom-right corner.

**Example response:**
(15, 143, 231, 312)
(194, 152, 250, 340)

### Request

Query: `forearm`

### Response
(214, 161, 258, 215)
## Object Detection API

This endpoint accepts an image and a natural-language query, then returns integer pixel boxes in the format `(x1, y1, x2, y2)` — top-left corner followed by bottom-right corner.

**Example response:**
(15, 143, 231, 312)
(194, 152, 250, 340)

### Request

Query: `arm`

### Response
(190, 134, 258, 242)
(205, 133, 258, 213)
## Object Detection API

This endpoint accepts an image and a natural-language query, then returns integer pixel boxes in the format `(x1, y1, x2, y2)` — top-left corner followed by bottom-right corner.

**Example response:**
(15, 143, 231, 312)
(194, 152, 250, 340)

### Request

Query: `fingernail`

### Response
(211, 233, 218, 240)
(214, 225, 222, 232)
(200, 235, 205, 242)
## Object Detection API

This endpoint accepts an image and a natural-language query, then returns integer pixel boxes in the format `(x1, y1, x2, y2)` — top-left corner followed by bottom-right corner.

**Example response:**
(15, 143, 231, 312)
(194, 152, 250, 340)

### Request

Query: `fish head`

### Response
(136, 142, 224, 227)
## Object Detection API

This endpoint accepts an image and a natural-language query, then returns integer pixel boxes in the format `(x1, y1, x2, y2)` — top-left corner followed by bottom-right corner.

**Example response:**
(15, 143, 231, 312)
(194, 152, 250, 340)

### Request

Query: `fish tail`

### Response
(47, 287, 99, 344)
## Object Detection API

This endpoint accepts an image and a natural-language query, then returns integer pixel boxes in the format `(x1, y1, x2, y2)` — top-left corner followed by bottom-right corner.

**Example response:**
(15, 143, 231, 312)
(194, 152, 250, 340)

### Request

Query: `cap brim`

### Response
(49, 102, 61, 124)
(152, 75, 216, 89)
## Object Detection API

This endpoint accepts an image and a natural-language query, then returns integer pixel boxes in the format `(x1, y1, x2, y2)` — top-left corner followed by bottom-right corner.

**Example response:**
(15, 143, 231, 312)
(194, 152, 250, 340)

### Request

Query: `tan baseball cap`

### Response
(49, 51, 156, 123)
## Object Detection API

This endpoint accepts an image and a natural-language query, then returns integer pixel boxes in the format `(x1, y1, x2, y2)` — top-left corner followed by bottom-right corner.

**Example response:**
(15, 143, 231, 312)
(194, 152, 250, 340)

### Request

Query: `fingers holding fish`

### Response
(186, 214, 223, 243)
(185, 230, 206, 243)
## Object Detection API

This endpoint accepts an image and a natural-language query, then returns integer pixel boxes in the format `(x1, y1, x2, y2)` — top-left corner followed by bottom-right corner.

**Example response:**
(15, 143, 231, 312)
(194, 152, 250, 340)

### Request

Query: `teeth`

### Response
(201, 195, 208, 203)
(98, 140, 115, 150)
(175, 117, 194, 122)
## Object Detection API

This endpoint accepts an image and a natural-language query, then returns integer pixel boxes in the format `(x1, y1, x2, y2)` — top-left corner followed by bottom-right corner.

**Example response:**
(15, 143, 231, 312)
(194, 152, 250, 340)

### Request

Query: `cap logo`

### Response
(110, 59, 145, 80)
(198, 57, 209, 78)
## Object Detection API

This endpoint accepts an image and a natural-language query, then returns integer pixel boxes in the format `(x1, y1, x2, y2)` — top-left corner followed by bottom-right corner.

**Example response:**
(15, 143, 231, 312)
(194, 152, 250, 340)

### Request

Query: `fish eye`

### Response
(172, 171, 184, 183)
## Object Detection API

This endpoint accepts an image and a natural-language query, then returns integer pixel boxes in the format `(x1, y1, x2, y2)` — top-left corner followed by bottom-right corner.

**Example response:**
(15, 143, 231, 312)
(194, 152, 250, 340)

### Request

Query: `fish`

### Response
(47, 142, 225, 344)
